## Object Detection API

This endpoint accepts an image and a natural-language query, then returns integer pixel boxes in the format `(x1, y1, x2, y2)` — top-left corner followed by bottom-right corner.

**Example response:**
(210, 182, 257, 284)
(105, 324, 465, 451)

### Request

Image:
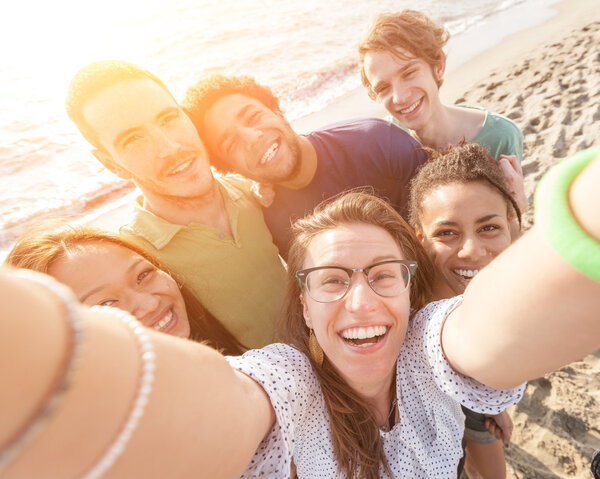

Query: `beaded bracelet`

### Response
(82, 306, 155, 479)
(0, 271, 156, 479)
(0, 270, 85, 474)
(534, 147, 600, 282)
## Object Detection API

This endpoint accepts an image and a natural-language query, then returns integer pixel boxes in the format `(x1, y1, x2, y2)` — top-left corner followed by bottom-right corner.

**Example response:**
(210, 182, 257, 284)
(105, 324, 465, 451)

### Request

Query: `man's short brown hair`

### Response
(358, 10, 449, 99)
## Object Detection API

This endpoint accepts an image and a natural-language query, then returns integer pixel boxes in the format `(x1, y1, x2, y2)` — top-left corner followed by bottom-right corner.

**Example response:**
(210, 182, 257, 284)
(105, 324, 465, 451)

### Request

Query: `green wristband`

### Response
(534, 147, 600, 282)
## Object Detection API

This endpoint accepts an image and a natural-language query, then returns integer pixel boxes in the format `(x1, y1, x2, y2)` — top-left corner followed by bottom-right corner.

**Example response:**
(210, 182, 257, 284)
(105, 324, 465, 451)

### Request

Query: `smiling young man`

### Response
(65, 61, 286, 348)
(183, 75, 428, 257)
(358, 10, 523, 164)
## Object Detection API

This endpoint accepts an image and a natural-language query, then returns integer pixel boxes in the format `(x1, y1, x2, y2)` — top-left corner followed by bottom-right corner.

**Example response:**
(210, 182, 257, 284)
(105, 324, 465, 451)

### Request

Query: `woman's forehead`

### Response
(303, 223, 404, 267)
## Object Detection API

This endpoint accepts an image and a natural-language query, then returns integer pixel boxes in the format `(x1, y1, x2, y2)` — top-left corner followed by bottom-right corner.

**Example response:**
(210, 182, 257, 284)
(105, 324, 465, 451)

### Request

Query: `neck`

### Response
(141, 180, 232, 234)
(351, 369, 396, 429)
(412, 102, 456, 150)
(278, 135, 318, 189)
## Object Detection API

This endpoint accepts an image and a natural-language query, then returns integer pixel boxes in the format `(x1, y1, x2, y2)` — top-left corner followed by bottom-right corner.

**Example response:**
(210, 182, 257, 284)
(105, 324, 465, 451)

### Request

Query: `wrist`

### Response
(534, 147, 600, 282)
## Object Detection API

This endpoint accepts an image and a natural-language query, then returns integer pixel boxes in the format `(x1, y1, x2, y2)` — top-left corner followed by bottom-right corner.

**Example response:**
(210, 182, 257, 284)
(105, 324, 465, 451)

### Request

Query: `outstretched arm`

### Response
(0, 272, 274, 479)
(442, 150, 600, 389)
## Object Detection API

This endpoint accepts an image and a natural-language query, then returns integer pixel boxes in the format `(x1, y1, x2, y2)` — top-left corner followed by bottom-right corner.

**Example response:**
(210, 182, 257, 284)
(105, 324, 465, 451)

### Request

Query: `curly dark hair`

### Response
(408, 143, 522, 229)
(182, 75, 281, 172)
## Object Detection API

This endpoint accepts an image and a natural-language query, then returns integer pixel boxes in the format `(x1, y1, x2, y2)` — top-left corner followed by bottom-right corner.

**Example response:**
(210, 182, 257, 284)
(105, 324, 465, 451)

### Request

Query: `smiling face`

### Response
(48, 241, 190, 338)
(417, 181, 512, 295)
(363, 47, 444, 133)
(301, 222, 411, 394)
(82, 77, 214, 201)
(202, 93, 302, 183)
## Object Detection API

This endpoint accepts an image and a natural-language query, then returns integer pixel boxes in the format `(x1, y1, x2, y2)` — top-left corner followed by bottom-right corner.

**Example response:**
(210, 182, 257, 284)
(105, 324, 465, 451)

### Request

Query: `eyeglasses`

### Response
(296, 260, 417, 303)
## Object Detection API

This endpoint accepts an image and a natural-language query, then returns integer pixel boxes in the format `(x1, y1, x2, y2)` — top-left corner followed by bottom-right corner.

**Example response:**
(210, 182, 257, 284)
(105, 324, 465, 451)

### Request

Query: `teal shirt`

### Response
(389, 105, 523, 163)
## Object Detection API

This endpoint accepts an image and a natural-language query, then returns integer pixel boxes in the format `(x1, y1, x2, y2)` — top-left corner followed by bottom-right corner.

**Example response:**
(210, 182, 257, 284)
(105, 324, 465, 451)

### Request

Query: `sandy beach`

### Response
(71, 0, 600, 476)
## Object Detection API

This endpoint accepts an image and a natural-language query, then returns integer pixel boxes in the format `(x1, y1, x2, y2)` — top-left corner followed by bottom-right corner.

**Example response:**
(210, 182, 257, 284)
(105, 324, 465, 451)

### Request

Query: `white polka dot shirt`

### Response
(226, 297, 525, 478)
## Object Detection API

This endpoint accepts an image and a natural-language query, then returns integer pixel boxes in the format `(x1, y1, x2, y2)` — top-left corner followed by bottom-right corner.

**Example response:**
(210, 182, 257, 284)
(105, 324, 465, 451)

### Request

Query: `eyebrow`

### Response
(372, 59, 419, 93)
(79, 258, 145, 303)
(112, 107, 180, 148)
(322, 255, 402, 268)
(433, 214, 502, 228)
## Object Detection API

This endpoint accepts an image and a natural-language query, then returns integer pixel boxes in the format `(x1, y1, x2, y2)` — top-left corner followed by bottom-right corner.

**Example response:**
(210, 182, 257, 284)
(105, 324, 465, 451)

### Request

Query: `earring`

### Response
(309, 329, 324, 366)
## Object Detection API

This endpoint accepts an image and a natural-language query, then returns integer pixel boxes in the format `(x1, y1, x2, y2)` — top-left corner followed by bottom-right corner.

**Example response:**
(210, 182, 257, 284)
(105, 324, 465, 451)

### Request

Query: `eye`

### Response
(137, 268, 155, 284)
(375, 85, 390, 97)
(404, 69, 417, 78)
(435, 229, 456, 237)
(161, 111, 180, 125)
(98, 299, 117, 307)
(480, 224, 501, 233)
(246, 111, 260, 126)
(122, 133, 143, 148)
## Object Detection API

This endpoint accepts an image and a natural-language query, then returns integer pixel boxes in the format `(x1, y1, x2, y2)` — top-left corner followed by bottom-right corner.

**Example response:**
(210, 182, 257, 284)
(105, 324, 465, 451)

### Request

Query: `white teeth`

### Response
(169, 159, 192, 175)
(341, 325, 387, 340)
(153, 310, 173, 331)
(260, 142, 279, 165)
(400, 99, 421, 114)
(454, 269, 479, 278)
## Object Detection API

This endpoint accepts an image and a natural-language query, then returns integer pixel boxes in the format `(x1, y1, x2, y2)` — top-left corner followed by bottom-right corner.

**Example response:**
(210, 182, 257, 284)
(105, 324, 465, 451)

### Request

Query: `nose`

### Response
(457, 235, 486, 261)
(391, 80, 410, 106)
(154, 128, 180, 158)
(127, 290, 161, 326)
(238, 126, 263, 151)
(344, 272, 379, 314)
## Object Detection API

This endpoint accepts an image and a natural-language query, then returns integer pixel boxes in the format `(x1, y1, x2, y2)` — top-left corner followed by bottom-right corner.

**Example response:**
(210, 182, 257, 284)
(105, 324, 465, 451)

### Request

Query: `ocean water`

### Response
(0, 0, 559, 254)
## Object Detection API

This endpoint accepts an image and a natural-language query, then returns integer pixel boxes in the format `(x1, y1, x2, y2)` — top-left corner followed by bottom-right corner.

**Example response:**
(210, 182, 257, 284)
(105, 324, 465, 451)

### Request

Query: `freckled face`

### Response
(417, 181, 512, 295)
(301, 223, 411, 393)
(363, 47, 444, 132)
(48, 241, 190, 338)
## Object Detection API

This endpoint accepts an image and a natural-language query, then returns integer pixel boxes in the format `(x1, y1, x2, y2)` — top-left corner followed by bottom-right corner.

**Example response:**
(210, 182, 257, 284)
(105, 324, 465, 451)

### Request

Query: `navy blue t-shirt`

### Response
(263, 118, 427, 257)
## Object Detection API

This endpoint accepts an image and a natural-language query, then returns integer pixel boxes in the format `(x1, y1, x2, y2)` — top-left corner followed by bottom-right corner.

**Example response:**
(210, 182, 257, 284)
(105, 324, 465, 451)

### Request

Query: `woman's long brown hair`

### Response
(5, 222, 244, 355)
(278, 191, 436, 478)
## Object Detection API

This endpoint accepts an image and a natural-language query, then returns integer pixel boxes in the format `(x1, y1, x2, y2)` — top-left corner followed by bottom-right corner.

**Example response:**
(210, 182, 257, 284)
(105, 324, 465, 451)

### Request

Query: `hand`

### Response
(499, 154, 528, 214)
(251, 181, 276, 208)
(484, 410, 513, 446)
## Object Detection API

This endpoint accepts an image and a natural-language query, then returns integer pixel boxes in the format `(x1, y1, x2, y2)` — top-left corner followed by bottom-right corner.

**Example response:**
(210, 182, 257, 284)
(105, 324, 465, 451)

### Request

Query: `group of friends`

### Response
(2, 9, 600, 479)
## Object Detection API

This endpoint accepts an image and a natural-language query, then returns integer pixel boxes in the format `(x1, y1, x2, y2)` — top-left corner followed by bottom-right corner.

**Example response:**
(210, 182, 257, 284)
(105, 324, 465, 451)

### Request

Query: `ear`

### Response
(91, 149, 132, 181)
(300, 293, 313, 329)
(434, 58, 446, 85)
(415, 227, 425, 246)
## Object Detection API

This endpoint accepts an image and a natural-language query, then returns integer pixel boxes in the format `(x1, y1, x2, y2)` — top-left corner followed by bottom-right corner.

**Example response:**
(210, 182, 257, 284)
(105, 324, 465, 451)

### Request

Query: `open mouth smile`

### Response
(340, 325, 389, 348)
(151, 308, 177, 333)
(451, 268, 480, 282)
(259, 141, 280, 166)
(167, 158, 194, 176)
(399, 97, 423, 115)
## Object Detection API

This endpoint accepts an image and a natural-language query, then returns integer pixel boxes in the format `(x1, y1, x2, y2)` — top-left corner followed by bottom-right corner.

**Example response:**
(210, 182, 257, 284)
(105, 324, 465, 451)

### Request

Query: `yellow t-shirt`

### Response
(120, 175, 286, 349)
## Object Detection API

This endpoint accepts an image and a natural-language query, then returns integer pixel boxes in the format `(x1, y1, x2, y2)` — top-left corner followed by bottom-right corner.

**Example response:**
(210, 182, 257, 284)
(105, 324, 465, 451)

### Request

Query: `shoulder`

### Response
(309, 117, 416, 142)
(216, 173, 254, 197)
(226, 344, 318, 391)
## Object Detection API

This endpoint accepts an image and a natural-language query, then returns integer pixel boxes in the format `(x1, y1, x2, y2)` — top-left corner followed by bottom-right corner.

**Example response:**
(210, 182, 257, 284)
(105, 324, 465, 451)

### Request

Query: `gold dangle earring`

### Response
(309, 329, 324, 366)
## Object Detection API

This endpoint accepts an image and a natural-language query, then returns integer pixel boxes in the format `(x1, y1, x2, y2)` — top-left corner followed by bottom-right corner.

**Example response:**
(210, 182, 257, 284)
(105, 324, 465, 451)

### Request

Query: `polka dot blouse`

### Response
(226, 297, 525, 478)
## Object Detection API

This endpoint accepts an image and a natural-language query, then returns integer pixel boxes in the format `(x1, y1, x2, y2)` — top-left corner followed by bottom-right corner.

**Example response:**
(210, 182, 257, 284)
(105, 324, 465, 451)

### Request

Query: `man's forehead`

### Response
(82, 78, 176, 140)
(210, 93, 265, 118)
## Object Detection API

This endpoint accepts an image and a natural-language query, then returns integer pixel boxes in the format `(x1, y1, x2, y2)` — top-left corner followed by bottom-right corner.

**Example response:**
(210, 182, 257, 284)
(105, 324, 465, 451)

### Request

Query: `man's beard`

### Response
(257, 121, 303, 185)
